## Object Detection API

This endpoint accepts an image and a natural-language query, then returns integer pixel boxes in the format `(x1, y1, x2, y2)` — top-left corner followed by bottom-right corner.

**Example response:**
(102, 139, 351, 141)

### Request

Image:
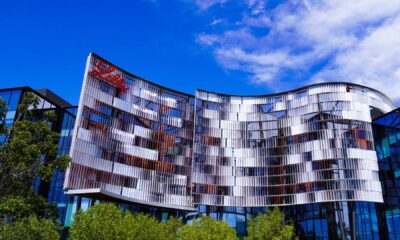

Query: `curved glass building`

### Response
(63, 53, 398, 239)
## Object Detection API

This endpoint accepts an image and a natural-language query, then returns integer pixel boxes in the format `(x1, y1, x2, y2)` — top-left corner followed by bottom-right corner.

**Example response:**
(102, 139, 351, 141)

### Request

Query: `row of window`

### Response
(193, 179, 381, 196)
(193, 158, 379, 175)
(192, 190, 383, 206)
(192, 169, 380, 186)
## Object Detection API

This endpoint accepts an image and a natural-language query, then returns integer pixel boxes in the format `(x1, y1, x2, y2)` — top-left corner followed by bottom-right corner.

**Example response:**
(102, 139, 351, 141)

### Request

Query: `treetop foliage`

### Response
(246, 207, 296, 240)
(70, 203, 184, 240)
(178, 215, 238, 240)
(0, 215, 60, 240)
(70, 203, 241, 240)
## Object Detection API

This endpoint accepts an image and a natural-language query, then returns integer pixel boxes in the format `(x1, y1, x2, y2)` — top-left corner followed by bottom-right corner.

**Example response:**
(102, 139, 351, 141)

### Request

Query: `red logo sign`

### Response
(90, 61, 130, 94)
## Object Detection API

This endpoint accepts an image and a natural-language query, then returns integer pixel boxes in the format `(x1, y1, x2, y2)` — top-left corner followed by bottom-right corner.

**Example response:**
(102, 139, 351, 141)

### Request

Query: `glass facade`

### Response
(47, 107, 78, 226)
(197, 202, 381, 239)
(373, 109, 400, 239)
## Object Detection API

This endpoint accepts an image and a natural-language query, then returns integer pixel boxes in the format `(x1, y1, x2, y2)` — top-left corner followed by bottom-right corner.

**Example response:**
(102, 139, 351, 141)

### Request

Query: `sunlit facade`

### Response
(58, 53, 400, 239)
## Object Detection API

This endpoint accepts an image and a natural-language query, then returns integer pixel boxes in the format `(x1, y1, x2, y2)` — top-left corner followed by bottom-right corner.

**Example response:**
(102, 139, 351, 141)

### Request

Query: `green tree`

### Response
(178, 216, 238, 240)
(0, 194, 58, 222)
(160, 216, 183, 240)
(69, 203, 126, 240)
(0, 215, 60, 240)
(123, 211, 163, 240)
(0, 93, 71, 221)
(245, 207, 296, 240)
(70, 203, 180, 240)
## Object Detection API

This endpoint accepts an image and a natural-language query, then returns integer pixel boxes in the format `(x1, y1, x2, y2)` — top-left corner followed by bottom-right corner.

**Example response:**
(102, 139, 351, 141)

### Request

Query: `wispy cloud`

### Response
(193, 0, 228, 10)
(193, 0, 400, 100)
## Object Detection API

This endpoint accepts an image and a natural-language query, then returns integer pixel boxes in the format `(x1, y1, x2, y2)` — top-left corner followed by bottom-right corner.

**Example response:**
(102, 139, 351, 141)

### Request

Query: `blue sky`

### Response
(1, 0, 400, 105)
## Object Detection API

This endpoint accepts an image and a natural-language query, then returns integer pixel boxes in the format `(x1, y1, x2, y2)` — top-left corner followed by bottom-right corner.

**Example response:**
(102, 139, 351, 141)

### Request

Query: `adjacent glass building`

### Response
(3, 52, 400, 239)
(0, 87, 80, 229)
(373, 109, 400, 239)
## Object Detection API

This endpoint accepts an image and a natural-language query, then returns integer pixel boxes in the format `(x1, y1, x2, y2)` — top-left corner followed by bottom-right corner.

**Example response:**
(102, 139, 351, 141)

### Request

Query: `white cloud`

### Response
(246, 0, 266, 15)
(312, 15, 400, 99)
(193, 0, 227, 10)
(195, 0, 400, 100)
(210, 18, 223, 26)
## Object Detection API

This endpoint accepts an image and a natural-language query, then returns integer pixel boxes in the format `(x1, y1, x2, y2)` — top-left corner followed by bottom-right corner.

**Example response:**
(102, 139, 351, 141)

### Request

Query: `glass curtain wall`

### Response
(373, 109, 400, 240)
